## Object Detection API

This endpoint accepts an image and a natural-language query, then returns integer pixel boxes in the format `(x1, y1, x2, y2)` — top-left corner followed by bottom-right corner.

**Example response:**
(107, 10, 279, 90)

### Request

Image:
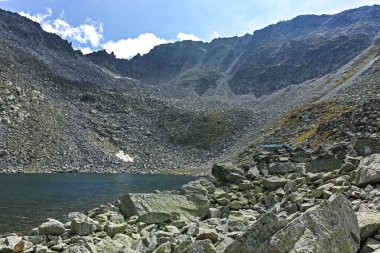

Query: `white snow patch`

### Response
(115, 150, 134, 163)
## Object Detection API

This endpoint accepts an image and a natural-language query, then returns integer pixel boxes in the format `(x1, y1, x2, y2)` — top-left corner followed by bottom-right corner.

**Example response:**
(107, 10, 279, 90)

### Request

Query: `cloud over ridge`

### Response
(19, 9, 202, 58)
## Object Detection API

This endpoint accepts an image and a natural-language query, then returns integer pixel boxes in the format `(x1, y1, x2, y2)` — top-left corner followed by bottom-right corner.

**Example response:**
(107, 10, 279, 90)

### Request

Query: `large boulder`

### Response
(306, 154, 344, 173)
(355, 137, 380, 156)
(356, 211, 380, 242)
(268, 162, 303, 175)
(38, 219, 66, 236)
(212, 163, 246, 183)
(119, 193, 209, 223)
(180, 179, 215, 196)
(224, 194, 360, 253)
(70, 218, 97, 236)
(356, 154, 380, 186)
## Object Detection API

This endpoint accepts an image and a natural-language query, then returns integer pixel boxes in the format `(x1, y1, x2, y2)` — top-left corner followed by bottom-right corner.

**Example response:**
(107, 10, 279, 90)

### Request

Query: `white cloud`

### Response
(18, 9, 207, 58)
(79, 47, 93, 55)
(19, 8, 52, 23)
(19, 9, 103, 48)
(104, 33, 171, 59)
(177, 32, 201, 41)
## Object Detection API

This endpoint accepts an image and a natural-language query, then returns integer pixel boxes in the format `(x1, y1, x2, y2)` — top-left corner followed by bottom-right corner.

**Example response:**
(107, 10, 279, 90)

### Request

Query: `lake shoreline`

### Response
(0, 167, 210, 176)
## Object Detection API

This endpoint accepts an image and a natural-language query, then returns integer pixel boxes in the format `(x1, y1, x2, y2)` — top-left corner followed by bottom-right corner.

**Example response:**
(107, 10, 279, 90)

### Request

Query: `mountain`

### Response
(0, 5, 380, 172)
(87, 5, 380, 97)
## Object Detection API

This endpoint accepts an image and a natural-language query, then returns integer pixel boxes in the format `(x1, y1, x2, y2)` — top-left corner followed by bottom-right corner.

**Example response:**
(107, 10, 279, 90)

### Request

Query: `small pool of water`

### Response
(0, 173, 195, 234)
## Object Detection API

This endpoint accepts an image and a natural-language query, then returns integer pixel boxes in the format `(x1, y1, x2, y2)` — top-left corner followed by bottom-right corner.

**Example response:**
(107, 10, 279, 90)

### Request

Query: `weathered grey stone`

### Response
(216, 237, 234, 252)
(96, 236, 137, 253)
(68, 212, 88, 221)
(306, 154, 344, 173)
(196, 228, 219, 244)
(70, 218, 97, 236)
(185, 239, 217, 253)
(62, 244, 91, 253)
(104, 222, 127, 237)
(356, 154, 380, 186)
(246, 166, 260, 179)
(119, 193, 209, 223)
(355, 137, 380, 156)
(356, 211, 380, 241)
(360, 238, 380, 253)
(153, 241, 171, 253)
(181, 180, 209, 196)
(225, 212, 284, 252)
(225, 194, 360, 253)
(268, 162, 303, 175)
(261, 176, 290, 190)
(38, 219, 66, 236)
(212, 163, 246, 183)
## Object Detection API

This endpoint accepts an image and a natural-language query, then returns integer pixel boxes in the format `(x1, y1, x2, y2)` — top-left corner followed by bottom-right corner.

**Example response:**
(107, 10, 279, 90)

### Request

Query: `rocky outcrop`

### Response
(225, 194, 360, 253)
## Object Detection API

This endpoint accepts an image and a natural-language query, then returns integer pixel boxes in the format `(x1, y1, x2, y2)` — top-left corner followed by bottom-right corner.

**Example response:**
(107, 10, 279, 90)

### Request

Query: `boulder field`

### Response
(2, 147, 380, 253)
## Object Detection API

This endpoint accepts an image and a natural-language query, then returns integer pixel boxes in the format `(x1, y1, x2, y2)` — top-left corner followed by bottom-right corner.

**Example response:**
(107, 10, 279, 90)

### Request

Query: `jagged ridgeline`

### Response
(0, 5, 380, 172)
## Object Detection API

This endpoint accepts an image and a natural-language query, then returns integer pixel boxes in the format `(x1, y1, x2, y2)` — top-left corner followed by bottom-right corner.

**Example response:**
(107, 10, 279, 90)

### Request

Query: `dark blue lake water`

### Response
(0, 173, 195, 234)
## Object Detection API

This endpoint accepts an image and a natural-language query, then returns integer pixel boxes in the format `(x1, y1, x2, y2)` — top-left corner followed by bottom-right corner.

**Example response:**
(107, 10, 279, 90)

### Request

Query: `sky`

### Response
(0, 0, 379, 59)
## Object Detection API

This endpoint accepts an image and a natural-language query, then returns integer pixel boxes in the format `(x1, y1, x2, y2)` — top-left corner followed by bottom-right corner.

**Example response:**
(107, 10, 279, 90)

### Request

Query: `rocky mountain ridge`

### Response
(87, 5, 380, 97)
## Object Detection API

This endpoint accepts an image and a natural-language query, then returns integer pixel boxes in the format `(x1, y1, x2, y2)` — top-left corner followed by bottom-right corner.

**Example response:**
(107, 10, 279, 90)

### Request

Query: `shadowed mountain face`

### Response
(87, 5, 380, 97)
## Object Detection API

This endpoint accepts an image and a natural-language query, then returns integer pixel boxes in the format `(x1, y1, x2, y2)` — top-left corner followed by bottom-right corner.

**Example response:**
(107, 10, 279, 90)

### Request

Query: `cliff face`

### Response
(87, 5, 380, 97)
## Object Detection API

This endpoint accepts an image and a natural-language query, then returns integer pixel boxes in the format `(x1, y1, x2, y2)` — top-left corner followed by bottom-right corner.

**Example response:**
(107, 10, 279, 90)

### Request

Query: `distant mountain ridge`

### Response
(86, 5, 380, 97)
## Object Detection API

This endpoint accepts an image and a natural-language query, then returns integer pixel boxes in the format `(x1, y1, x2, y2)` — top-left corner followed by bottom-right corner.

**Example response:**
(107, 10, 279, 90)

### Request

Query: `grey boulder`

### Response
(225, 194, 360, 253)
(356, 154, 380, 186)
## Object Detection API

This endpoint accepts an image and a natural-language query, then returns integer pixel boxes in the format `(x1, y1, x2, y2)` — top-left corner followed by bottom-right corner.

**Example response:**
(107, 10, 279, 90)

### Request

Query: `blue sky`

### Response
(1, 0, 379, 58)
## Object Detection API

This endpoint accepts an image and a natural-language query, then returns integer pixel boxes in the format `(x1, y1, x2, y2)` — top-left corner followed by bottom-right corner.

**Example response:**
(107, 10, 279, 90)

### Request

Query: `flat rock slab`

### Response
(119, 193, 209, 223)
(224, 194, 360, 253)
(306, 155, 343, 173)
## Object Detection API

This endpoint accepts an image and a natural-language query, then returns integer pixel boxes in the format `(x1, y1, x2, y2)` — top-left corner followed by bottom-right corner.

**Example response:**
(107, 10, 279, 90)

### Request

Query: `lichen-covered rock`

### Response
(225, 194, 360, 253)
(268, 162, 303, 175)
(70, 218, 97, 236)
(356, 154, 380, 186)
(212, 163, 246, 184)
(96, 236, 137, 253)
(104, 222, 127, 238)
(152, 241, 171, 253)
(225, 212, 284, 252)
(119, 193, 209, 222)
(356, 211, 380, 241)
(38, 219, 66, 236)
(62, 244, 92, 253)
(185, 239, 217, 253)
